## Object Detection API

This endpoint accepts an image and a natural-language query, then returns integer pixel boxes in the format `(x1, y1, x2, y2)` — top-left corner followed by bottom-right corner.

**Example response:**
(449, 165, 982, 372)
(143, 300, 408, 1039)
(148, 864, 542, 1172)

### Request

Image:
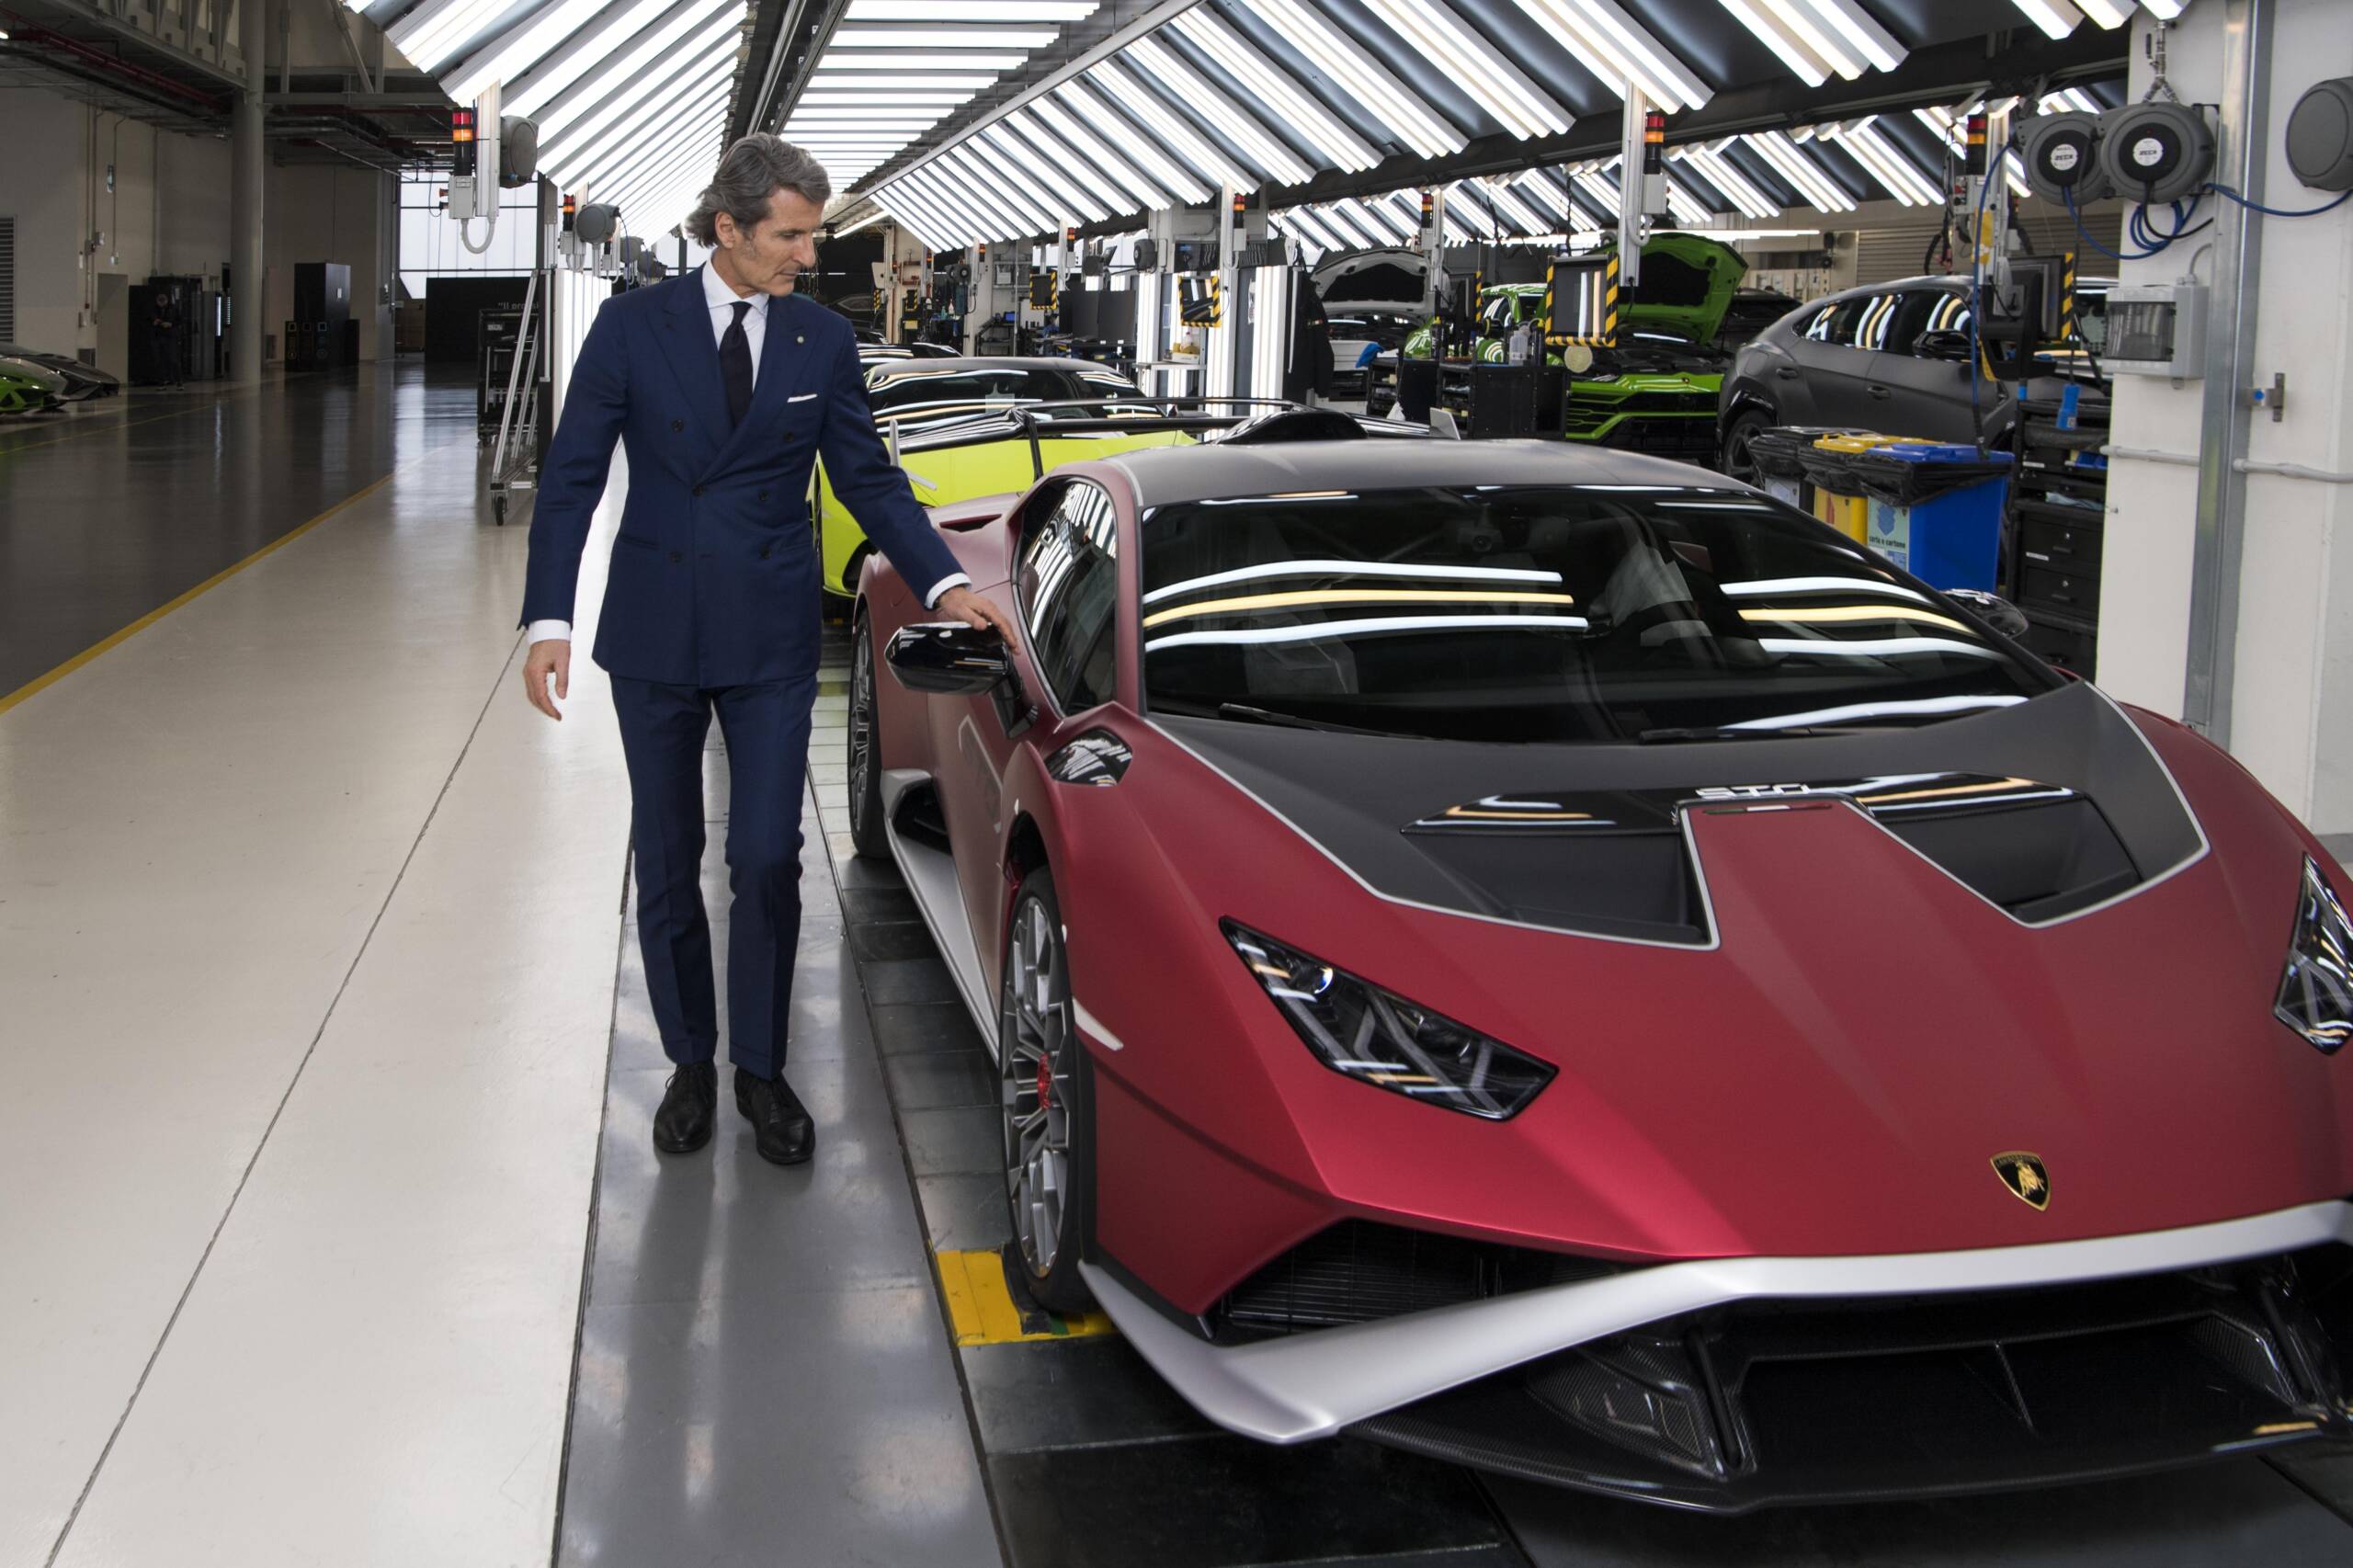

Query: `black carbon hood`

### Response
(1152, 684, 2205, 946)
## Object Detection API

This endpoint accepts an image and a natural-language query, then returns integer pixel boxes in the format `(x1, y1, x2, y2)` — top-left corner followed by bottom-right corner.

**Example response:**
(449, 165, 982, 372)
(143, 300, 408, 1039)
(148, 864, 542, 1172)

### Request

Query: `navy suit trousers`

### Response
(611, 673, 818, 1080)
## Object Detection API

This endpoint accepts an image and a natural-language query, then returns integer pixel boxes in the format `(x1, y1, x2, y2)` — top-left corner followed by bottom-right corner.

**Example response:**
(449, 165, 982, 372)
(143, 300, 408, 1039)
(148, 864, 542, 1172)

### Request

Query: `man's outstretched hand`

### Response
(936, 585, 1021, 652)
(523, 638, 571, 721)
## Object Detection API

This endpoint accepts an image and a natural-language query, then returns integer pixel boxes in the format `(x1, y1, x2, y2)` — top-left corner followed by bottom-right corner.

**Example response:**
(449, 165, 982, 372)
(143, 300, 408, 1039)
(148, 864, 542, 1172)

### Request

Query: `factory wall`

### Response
(2100, 0, 2353, 832)
(0, 85, 390, 371)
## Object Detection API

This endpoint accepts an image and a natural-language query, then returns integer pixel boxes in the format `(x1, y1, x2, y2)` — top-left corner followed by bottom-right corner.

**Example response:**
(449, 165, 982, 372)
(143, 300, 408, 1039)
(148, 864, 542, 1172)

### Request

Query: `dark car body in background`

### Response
(1715, 277, 2090, 481)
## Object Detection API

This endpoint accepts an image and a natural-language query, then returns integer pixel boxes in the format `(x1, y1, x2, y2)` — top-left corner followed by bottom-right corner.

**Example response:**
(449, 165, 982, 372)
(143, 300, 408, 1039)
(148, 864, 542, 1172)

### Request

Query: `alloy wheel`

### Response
(1001, 896, 1073, 1275)
(849, 623, 876, 836)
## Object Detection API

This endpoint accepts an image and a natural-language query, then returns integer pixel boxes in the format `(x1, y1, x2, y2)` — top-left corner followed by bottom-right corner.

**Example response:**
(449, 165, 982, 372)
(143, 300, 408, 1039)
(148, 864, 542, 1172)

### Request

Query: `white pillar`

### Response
(229, 0, 267, 381)
(2099, 0, 2353, 832)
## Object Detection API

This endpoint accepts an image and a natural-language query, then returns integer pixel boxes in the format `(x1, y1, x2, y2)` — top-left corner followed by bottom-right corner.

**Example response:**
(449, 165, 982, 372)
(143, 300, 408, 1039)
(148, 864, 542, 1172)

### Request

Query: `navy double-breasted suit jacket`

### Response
(519, 268, 960, 687)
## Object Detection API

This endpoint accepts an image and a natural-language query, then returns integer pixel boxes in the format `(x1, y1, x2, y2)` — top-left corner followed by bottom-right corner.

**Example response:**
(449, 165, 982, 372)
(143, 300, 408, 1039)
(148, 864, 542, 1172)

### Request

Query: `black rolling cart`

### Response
(478, 307, 525, 446)
(2007, 387, 2110, 676)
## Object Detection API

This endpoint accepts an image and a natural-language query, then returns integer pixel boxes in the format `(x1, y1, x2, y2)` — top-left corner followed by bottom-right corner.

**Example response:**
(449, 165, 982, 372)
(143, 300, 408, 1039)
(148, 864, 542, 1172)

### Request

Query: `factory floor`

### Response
(5, 360, 2353, 1567)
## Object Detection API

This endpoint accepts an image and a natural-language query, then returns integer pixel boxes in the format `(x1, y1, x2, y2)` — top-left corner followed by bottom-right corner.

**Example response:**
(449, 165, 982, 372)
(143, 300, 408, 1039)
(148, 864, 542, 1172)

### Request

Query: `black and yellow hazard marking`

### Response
(936, 1247, 1117, 1346)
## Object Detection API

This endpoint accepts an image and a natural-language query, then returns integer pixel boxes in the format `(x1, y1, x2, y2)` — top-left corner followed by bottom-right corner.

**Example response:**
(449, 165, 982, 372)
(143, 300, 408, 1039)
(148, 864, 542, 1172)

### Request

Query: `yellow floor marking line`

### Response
(0, 467, 403, 717)
(935, 1248, 1117, 1346)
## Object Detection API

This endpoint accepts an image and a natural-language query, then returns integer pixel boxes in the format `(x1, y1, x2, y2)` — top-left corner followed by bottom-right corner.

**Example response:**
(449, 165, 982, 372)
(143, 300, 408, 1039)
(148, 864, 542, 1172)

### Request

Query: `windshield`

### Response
(1140, 485, 2051, 743)
(867, 366, 1135, 415)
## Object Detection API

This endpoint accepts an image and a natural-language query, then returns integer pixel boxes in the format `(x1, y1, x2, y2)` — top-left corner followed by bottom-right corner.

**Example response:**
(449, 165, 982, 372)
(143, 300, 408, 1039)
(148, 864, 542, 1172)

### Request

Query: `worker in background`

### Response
(148, 290, 184, 389)
(516, 135, 1015, 1169)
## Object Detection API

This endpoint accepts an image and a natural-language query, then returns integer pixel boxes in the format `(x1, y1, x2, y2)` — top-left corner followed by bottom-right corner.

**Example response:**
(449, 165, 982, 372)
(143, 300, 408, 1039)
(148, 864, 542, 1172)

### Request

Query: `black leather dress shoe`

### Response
(653, 1062, 718, 1153)
(734, 1068, 815, 1165)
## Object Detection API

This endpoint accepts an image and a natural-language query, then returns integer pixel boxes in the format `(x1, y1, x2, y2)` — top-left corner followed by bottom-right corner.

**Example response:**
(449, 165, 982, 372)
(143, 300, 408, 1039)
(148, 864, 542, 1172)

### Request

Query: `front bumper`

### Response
(1083, 1200, 2353, 1509)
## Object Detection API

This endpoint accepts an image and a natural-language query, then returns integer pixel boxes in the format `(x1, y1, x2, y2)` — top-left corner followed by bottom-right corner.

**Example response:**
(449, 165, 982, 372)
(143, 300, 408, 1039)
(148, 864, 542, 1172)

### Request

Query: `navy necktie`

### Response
(720, 300, 753, 428)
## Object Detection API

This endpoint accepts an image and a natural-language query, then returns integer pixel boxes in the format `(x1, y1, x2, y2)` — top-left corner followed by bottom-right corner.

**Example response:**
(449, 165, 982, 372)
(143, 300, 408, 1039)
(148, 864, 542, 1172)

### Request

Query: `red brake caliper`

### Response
(1035, 1052, 1053, 1112)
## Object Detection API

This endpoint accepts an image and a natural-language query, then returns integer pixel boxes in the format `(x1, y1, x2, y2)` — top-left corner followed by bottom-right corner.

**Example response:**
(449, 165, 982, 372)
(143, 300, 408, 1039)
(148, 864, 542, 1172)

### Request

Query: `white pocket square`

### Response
(786, 392, 817, 403)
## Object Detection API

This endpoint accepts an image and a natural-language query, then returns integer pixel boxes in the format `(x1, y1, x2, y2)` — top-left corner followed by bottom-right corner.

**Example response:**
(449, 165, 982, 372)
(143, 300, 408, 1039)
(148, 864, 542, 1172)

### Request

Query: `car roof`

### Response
(869, 356, 1114, 381)
(1103, 437, 1737, 510)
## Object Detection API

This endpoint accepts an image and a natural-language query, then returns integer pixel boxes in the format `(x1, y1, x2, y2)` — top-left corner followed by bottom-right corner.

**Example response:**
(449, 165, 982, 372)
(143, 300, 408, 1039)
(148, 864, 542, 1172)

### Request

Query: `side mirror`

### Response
(1915, 330, 1973, 364)
(885, 622, 1011, 694)
(1946, 588, 2029, 639)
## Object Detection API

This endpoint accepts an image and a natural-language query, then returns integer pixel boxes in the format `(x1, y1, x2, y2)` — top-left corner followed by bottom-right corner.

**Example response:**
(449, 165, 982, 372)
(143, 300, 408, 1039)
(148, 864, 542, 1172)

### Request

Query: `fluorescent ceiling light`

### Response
(1512, 168, 1572, 219)
(2073, 0, 2131, 25)
(801, 73, 995, 89)
(832, 27, 1057, 47)
(543, 35, 735, 179)
(443, 0, 608, 104)
(1745, 129, 1856, 211)
(1171, 8, 1380, 171)
(392, 0, 507, 74)
(595, 102, 725, 202)
(2008, 0, 2083, 38)
(815, 51, 1025, 70)
(1029, 93, 1175, 209)
(1363, 0, 1570, 140)
(1720, 0, 1904, 84)
(2139, 0, 2183, 16)
(1001, 111, 1133, 217)
(850, 0, 1092, 17)
(1315, 201, 1385, 250)
(1476, 178, 1550, 234)
(537, 6, 738, 143)
(903, 164, 997, 241)
(1049, 80, 1208, 204)
(1822, 118, 1940, 205)
(980, 122, 1109, 222)
(799, 91, 973, 104)
(1086, 57, 1256, 192)
(1515, 0, 1711, 112)
(1123, 36, 1313, 186)
(502, 0, 691, 119)
(943, 144, 1054, 232)
(1239, 0, 1463, 160)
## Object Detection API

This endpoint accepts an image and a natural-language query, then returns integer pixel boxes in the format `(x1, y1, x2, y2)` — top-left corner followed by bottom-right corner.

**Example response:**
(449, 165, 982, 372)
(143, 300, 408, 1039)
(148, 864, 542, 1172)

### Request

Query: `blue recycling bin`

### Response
(1850, 442, 2013, 592)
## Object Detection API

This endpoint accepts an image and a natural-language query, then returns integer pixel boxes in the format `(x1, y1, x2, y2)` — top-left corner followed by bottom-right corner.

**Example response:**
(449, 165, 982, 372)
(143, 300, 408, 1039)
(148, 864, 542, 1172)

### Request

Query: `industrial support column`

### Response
(229, 0, 267, 382)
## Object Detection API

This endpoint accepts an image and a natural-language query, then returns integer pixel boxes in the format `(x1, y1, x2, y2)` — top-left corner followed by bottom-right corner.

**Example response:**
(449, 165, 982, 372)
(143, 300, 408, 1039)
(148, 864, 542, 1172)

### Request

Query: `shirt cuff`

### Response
(525, 619, 573, 643)
(922, 574, 972, 610)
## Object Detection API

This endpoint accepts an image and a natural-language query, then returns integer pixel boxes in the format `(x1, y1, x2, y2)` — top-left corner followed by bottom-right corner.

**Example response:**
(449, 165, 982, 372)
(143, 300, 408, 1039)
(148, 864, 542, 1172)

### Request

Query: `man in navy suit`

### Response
(518, 135, 1016, 1165)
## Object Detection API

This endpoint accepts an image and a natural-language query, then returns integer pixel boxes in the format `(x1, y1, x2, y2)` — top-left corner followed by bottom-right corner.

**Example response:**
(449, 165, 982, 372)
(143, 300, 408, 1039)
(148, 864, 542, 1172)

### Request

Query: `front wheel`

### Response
(1719, 406, 1771, 484)
(999, 869, 1094, 1314)
(847, 609, 889, 859)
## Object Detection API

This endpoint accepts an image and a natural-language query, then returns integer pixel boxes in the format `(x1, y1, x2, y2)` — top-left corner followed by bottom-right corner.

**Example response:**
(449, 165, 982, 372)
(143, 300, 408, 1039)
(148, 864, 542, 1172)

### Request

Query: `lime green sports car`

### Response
(1392, 233, 1749, 459)
(816, 357, 1193, 596)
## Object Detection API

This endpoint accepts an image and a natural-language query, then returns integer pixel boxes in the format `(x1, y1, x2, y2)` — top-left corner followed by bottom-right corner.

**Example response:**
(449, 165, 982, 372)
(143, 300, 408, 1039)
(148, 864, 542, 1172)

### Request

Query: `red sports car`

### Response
(848, 428, 2353, 1510)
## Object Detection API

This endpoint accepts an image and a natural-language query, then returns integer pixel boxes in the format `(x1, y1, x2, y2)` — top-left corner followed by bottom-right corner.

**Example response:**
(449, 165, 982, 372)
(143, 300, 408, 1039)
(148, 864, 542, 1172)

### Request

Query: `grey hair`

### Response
(686, 134, 832, 246)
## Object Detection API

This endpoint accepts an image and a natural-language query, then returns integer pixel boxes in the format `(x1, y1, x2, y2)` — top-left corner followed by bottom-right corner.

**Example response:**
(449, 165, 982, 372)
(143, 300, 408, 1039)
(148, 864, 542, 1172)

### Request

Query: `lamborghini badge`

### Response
(1992, 1152, 2051, 1210)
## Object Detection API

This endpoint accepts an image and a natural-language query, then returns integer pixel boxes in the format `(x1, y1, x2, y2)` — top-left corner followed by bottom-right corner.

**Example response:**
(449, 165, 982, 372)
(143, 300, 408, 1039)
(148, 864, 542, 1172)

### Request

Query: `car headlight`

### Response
(2277, 857, 2353, 1053)
(1223, 922, 1555, 1119)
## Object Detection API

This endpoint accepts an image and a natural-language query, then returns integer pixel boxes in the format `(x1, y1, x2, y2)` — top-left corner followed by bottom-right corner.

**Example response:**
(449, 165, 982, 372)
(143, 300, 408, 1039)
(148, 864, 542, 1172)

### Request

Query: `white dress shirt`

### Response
(525, 264, 968, 650)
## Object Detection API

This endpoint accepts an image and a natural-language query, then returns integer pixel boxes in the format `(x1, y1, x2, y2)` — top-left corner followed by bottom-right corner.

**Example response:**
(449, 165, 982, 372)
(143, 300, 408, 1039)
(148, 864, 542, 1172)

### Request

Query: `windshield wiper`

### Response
(1156, 699, 1396, 736)
(1633, 723, 1884, 744)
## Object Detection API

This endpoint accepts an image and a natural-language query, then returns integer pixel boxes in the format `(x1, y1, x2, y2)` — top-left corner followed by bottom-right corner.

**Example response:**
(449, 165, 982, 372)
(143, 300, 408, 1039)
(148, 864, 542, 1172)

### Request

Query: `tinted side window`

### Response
(1885, 289, 1971, 356)
(1018, 482, 1120, 713)
(1801, 297, 1870, 349)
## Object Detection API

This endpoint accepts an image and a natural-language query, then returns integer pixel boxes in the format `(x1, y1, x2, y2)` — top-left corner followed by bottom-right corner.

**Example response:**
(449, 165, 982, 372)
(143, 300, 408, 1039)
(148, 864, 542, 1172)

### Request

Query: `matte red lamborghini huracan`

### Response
(848, 426, 2353, 1511)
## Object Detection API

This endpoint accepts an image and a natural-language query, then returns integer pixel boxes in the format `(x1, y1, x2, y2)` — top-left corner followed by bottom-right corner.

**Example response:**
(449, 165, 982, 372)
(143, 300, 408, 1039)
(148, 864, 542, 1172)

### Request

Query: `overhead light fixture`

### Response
(1669, 142, 1775, 219)
(392, 0, 508, 75)
(832, 27, 1059, 47)
(1745, 128, 1857, 211)
(1047, 82, 1205, 204)
(1031, 92, 1176, 209)
(1001, 111, 1134, 218)
(1717, 0, 1904, 85)
(2073, 0, 2132, 23)
(1476, 177, 1551, 234)
(1238, 0, 1463, 160)
(877, 186, 956, 248)
(815, 51, 1026, 71)
(912, 163, 1007, 243)
(443, 0, 608, 104)
(801, 73, 995, 90)
(537, 8, 737, 145)
(2138, 0, 2184, 16)
(980, 123, 1108, 222)
(1321, 199, 1391, 249)
(502, 0, 692, 119)
(1122, 36, 1313, 186)
(945, 144, 1056, 233)
(1362, 0, 1571, 141)
(798, 92, 972, 105)
(895, 166, 986, 241)
(1515, 0, 1711, 111)
(1171, 8, 1381, 171)
(850, 0, 1093, 17)
(1512, 168, 1572, 220)
(1086, 58, 1256, 192)
(543, 37, 734, 181)
(2007, 0, 2083, 39)
(1821, 118, 1941, 205)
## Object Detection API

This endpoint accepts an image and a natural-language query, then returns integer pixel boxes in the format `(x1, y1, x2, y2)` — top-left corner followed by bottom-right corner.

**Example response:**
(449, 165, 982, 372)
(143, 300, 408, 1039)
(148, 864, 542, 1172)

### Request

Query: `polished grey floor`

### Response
(554, 664, 999, 1568)
(0, 365, 448, 696)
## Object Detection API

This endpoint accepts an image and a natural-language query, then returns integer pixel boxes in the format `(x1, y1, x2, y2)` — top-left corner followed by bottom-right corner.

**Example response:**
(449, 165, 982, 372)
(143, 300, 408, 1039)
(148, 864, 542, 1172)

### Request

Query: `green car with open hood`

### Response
(1400, 233, 1748, 459)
